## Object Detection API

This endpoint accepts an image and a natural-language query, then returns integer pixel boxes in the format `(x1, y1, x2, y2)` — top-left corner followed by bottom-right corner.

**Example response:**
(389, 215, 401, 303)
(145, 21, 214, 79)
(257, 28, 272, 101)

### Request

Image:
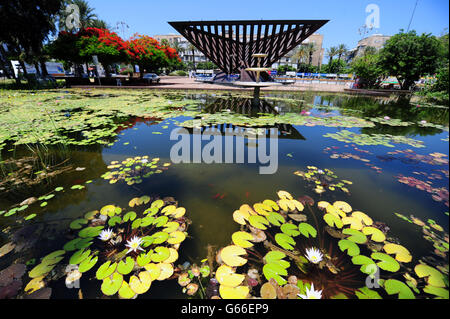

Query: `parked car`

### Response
(142, 73, 160, 84)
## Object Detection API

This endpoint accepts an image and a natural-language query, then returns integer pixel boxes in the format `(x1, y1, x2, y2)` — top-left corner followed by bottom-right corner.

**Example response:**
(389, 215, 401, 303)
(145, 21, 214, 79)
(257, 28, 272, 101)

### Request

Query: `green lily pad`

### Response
(324, 213, 343, 228)
(153, 215, 169, 227)
(266, 211, 285, 226)
(70, 218, 88, 230)
(274, 233, 296, 250)
(414, 264, 446, 287)
(118, 281, 136, 299)
(423, 285, 449, 298)
(152, 231, 169, 244)
(108, 216, 122, 227)
(79, 255, 98, 273)
(355, 286, 382, 299)
(101, 272, 123, 296)
(383, 279, 415, 299)
(352, 255, 377, 275)
(123, 211, 137, 222)
(248, 215, 269, 230)
(298, 222, 317, 238)
(338, 239, 360, 257)
(69, 249, 91, 265)
(264, 251, 290, 269)
(28, 262, 55, 278)
(151, 246, 170, 262)
(263, 263, 288, 286)
(280, 223, 300, 237)
(371, 252, 400, 272)
(117, 257, 135, 275)
(342, 228, 367, 244)
(137, 252, 152, 267)
(96, 261, 117, 280)
(362, 227, 386, 242)
(78, 226, 104, 238)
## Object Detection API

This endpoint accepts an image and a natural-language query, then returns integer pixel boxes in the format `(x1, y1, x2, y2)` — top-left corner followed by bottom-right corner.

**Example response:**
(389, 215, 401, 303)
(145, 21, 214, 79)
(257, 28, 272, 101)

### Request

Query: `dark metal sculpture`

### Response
(168, 20, 329, 75)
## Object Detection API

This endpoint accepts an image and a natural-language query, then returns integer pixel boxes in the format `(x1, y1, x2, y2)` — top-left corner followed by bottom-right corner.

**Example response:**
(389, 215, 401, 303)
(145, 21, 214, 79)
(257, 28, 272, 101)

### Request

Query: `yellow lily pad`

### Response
(317, 201, 330, 210)
(326, 204, 346, 218)
(232, 231, 254, 248)
(220, 245, 247, 267)
(143, 263, 161, 280)
(167, 231, 186, 244)
(351, 211, 373, 226)
(342, 216, 363, 230)
(156, 263, 174, 280)
(24, 276, 45, 294)
(263, 199, 279, 211)
(219, 285, 249, 299)
(173, 207, 186, 218)
(161, 205, 176, 215)
(291, 199, 304, 211)
(233, 210, 248, 225)
(118, 281, 136, 299)
(100, 205, 116, 216)
(165, 248, 179, 264)
(253, 203, 272, 216)
(414, 264, 446, 287)
(129, 271, 152, 294)
(278, 198, 295, 212)
(277, 190, 293, 200)
(333, 201, 352, 213)
(215, 265, 245, 287)
(383, 243, 412, 263)
(362, 226, 386, 242)
(239, 204, 256, 216)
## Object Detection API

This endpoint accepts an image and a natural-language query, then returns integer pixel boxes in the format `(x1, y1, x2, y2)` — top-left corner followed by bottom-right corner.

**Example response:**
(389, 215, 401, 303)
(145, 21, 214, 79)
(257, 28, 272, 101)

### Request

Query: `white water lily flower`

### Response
(305, 247, 323, 264)
(125, 236, 144, 254)
(98, 228, 114, 241)
(298, 283, 323, 299)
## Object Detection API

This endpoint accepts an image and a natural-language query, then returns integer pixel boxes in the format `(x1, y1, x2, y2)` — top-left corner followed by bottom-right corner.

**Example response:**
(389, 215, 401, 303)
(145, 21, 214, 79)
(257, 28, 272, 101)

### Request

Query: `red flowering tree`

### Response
(126, 34, 181, 78)
(77, 27, 129, 76)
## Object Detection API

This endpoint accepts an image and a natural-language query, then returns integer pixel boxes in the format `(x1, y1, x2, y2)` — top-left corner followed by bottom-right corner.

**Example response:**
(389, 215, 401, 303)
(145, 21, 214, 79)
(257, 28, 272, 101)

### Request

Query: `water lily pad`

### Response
(263, 199, 279, 211)
(0, 242, 15, 258)
(342, 228, 367, 244)
(168, 231, 186, 244)
(137, 253, 152, 267)
(266, 212, 285, 226)
(173, 207, 186, 218)
(144, 263, 161, 280)
(165, 248, 179, 264)
(152, 231, 169, 244)
(383, 279, 415, 299)
(362, 226, 386, 242)
(280, 223, 300, 237)
(118, 281, 136, 299)
(355, 286, 382, 299)
(264, 251, 290, 269)
(69, 249, 91, 265)
(216, 265, 245, 287)
(220, 245, 247, 267)
(414, 264, 446, 287)
(323, 213, 343, 228)
(153, 215, 169, 227)
(383, 243, 412, 263)
(352, 211, 373, 226)
(352, 255, 377, 275)
(298, 222, 317, 238)
(24, 276, 45, 294)
(108, 216, 122, 227)
(78, 226, 104, 238)
(248, 215, 269, 230)
(333, 201, 352, 213)
(423, 285, 449, 298)
(371, 252, 400, 272)
(117, 257, 135, 275)
(78, 255, 98, 273)
(123, 211, 137, 222)
(338, 239, 360, 256)
(163, 221, 179, 233)
(96, 261, 117, 280)
(232, 231, 254, 248)
(156, 263, 174, 281)
(275, 233, 296, 250)
(69, 218, 88, 230)
(341, 216, 364, 230)
(101, 272, 123, 296)
(129, 271, 152, 294)
(263, 263, 288, 285)
(219, 285, 249, 299)
(151, 247, 170, 262)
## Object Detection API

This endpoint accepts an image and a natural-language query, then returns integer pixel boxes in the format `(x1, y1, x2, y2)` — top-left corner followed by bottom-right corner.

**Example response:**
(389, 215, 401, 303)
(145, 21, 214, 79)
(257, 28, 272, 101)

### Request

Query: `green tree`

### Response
(351, 53, 385, 88)
(326, 46, 339, 69)
(336, 44, 348, 63)
(187, 43, 197, 71)
(378, 30, 444, 90)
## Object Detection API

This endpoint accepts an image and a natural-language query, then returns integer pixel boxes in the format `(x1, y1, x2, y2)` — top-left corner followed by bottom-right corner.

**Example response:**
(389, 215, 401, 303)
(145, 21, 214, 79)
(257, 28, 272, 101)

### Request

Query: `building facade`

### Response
(346, 34, 391, 62)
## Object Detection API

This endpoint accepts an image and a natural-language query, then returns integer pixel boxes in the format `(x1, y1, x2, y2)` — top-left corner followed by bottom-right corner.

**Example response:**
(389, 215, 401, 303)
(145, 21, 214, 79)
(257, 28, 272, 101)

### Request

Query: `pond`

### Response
(0, 89, 448, 299)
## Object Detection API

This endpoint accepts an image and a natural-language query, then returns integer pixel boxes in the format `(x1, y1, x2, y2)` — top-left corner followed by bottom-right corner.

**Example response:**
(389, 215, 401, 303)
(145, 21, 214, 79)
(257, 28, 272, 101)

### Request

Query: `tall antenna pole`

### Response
(407, 0, 419, 32)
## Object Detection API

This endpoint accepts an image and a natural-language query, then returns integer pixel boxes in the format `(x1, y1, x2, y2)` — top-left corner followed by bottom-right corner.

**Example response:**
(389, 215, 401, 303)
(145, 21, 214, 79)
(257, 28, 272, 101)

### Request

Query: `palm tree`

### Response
(291, 45, 307, 70)
(89, 19, 109, 29)
(336, 44, 348, 63)
(326, 46, 339, 68)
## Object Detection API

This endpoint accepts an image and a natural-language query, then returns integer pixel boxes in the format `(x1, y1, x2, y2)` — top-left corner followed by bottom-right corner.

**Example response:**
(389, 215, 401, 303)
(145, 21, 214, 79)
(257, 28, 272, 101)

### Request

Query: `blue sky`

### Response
(91, 0, 448, 51)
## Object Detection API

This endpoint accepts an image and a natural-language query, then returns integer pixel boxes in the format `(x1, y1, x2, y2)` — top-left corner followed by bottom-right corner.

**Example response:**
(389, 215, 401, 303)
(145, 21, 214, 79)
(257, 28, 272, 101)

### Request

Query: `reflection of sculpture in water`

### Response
(234, 53, 280, 105)
(195, 97, 305, 141)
